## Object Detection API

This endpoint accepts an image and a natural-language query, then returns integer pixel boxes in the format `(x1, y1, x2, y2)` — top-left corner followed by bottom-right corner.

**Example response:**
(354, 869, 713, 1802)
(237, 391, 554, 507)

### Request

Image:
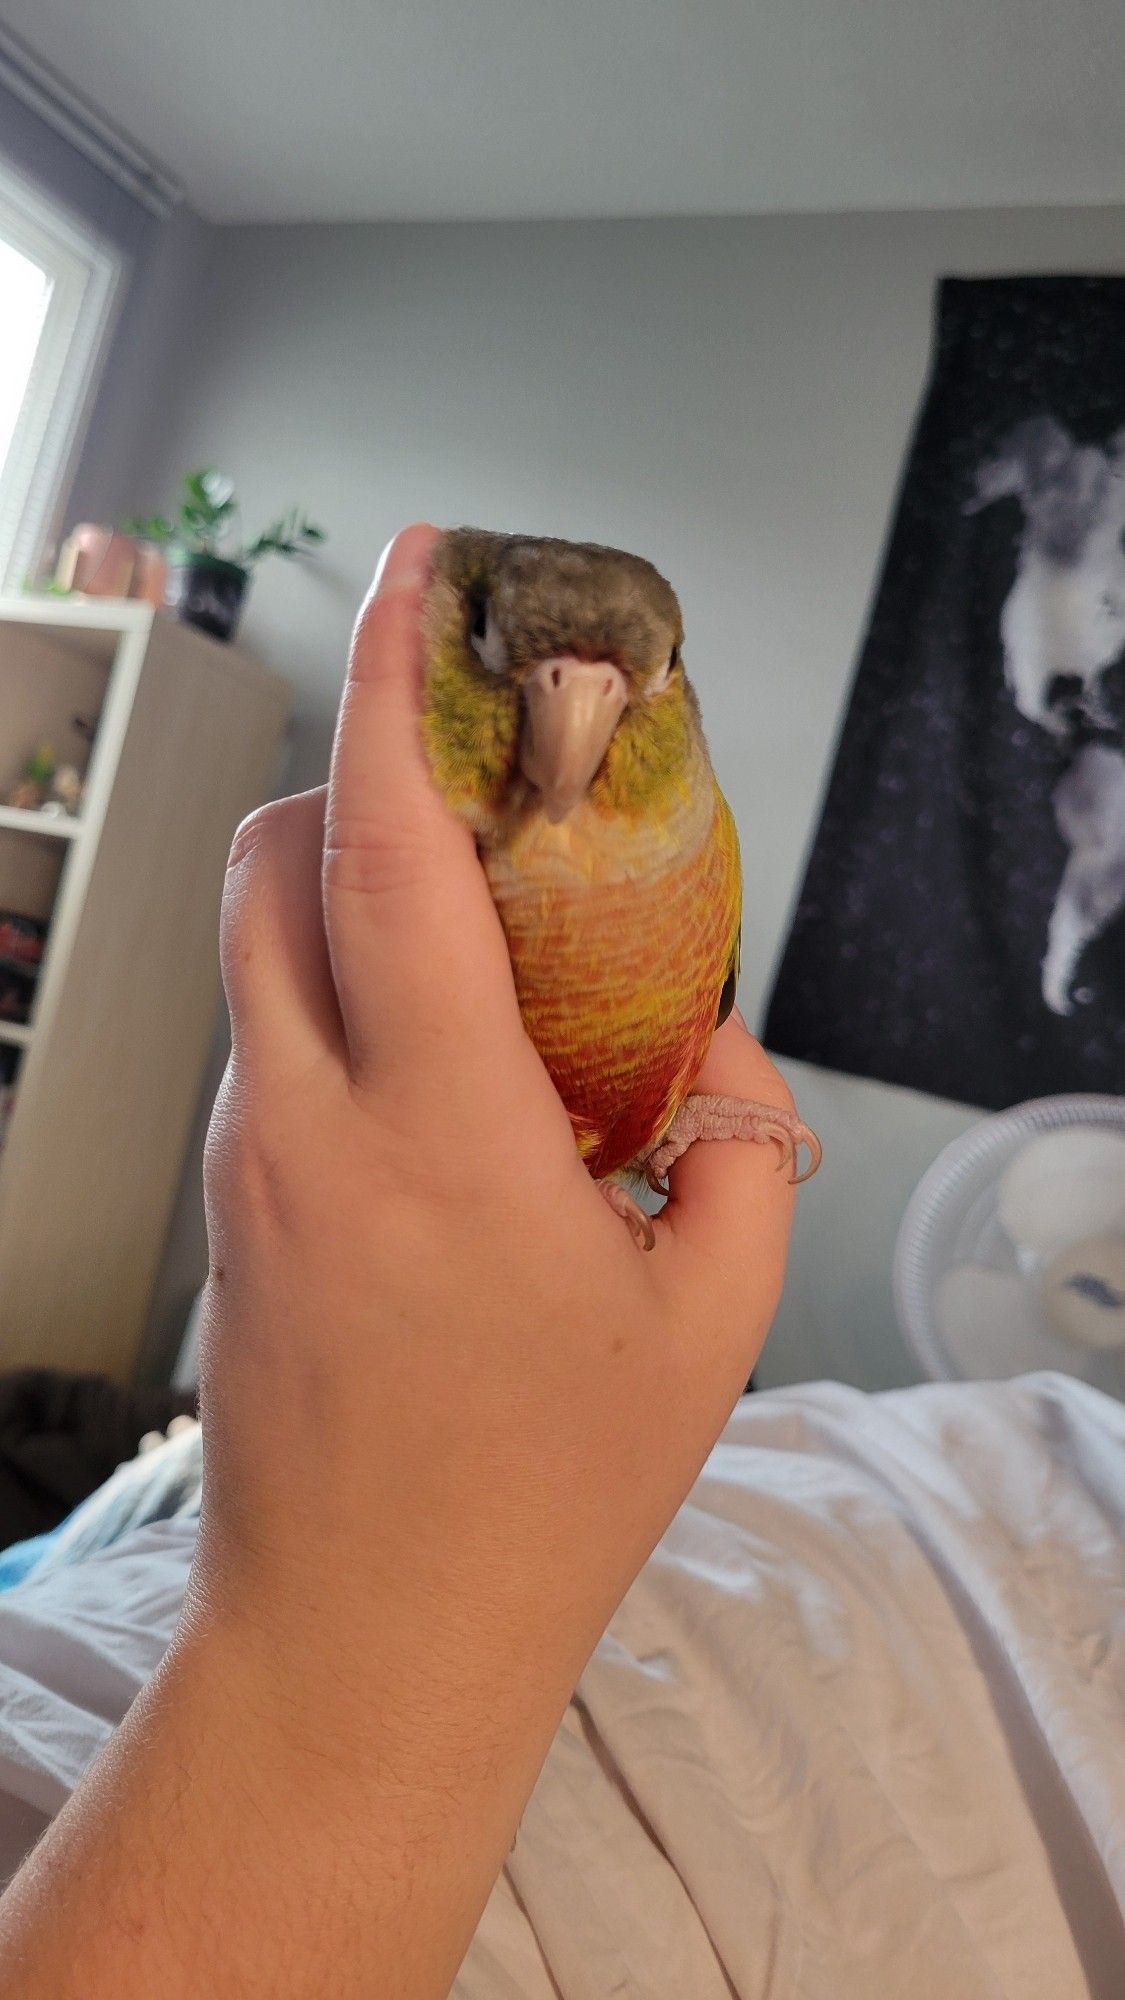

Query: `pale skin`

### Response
(0, 523, 796, 1999)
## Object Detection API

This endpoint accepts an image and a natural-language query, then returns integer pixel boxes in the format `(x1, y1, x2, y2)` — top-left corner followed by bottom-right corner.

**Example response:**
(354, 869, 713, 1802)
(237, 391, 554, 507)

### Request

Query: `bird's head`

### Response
(422, 527, 703, 831)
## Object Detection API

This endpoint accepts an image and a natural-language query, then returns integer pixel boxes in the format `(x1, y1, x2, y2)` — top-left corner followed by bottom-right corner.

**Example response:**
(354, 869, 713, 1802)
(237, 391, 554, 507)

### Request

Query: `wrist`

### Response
(174, 1560, 587, 1827)
(1, 1601, 528, 2000)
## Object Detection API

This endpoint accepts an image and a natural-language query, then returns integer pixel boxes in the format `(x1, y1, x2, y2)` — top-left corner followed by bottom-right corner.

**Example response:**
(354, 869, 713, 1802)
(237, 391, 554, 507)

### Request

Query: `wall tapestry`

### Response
(764, 274, 1125, 1108)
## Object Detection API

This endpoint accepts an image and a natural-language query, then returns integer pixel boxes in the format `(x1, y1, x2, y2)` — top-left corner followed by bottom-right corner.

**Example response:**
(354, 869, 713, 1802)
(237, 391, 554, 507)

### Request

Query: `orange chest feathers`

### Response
(482, 781, 741, 1179)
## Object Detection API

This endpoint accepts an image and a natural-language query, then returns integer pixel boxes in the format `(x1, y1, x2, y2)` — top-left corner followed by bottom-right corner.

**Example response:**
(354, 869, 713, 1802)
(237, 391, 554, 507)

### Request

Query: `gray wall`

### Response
(113, 205, 1125, 1388)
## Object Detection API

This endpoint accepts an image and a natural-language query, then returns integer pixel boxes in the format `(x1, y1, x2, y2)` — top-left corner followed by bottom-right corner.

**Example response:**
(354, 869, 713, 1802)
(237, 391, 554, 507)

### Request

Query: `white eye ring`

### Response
(469, 604, 508, 676)
(648, 644, 679, 695)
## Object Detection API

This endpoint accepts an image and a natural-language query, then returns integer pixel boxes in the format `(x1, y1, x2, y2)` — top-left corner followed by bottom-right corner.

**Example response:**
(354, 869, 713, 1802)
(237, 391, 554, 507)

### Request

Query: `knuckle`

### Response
(323, 811, 434, 900)
(227, 797, 290, 873)
(204, 1094, 299, 1238)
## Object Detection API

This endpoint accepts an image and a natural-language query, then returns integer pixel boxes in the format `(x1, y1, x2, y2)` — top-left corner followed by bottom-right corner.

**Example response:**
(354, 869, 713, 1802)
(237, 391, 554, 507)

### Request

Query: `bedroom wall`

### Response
(119, 202, 1125, 1390)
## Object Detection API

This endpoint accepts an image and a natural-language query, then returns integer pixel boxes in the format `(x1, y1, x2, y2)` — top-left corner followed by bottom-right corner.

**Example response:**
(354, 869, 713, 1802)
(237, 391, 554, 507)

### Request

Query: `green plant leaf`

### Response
(131, 474, 325, 570)
(179, 469, 235, 545)
(123, 514, 175, 543)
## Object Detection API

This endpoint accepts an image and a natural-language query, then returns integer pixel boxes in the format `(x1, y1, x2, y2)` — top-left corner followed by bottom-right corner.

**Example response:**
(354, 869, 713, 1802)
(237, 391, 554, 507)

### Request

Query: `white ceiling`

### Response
(3, 0, 1124, 225)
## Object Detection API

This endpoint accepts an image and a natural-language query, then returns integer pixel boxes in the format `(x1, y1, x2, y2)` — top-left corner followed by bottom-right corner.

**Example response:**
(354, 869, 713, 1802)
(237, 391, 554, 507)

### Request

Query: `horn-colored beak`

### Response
(520, 656, 629, 822)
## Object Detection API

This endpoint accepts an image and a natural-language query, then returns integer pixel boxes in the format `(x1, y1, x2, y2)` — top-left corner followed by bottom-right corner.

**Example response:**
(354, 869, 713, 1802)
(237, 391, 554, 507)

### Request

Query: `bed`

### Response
(0, 1372, 1121, 1997)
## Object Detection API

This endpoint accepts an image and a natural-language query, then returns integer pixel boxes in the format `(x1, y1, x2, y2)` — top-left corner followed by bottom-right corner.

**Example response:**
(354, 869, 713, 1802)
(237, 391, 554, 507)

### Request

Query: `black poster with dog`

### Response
(764, 274, 1125, 1109)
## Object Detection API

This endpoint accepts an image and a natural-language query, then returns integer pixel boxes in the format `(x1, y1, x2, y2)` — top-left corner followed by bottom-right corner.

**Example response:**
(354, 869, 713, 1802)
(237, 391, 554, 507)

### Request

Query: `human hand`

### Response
(192, 522, 795, 1732)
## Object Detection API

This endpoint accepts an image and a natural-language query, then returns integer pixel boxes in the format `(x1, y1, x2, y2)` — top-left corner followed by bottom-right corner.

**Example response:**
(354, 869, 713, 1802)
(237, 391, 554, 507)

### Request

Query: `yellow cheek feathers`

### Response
(420, 573, 521, 824)
(422, 644, 522, 821)
(597, 679, 701, 818)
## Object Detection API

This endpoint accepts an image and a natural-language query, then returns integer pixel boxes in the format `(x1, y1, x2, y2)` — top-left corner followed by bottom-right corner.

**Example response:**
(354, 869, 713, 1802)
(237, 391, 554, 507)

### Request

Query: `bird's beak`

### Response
(519, 656, 629, 822)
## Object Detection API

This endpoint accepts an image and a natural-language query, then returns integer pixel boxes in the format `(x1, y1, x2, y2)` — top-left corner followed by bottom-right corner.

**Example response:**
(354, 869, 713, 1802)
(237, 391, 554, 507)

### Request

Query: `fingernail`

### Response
(732, 1005, 748, 1030)
(372, 522, 438, 597)
(357, 545, 426, 625)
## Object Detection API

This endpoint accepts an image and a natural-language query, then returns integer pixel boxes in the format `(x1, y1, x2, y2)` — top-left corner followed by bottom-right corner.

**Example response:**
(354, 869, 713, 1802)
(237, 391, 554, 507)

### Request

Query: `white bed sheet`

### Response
(0, 1374, 1121, 1997)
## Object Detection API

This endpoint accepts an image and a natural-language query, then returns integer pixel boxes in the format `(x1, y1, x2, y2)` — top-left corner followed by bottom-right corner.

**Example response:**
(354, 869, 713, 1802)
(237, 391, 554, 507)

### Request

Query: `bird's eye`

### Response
(468, 599, 506, 674)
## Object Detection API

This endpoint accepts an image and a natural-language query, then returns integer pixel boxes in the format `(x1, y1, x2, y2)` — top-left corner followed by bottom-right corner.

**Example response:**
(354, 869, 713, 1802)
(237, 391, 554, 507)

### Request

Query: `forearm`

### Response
(0, 1594, 585, 2000)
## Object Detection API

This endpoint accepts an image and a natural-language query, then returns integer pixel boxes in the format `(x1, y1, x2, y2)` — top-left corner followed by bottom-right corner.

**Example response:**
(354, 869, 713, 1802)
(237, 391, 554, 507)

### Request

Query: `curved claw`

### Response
(790, 1125, 823, 1185)
(643, 1160, 670, 1195)
(760, 1118, 823, 1184)
(599, 1179, 656, 1251)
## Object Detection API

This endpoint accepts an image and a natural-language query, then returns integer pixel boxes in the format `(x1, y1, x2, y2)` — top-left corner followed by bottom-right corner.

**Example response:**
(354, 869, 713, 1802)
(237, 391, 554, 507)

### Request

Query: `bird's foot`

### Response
(599, 1179, 656, 1251)
(643, 1093, 822, 1189)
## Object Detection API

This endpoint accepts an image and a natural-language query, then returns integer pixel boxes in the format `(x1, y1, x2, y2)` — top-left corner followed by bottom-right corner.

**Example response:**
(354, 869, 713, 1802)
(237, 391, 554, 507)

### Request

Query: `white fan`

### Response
(893, 1094, 1125, 1401)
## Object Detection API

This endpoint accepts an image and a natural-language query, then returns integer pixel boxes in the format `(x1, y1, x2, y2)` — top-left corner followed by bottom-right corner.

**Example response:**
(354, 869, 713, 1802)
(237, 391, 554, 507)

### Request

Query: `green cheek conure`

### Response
(421, 527, 820, 1248)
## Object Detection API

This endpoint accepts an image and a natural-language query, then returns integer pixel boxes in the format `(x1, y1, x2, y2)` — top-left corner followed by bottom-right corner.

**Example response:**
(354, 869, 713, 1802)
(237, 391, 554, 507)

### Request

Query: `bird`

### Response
(421, 527, 820, 1247)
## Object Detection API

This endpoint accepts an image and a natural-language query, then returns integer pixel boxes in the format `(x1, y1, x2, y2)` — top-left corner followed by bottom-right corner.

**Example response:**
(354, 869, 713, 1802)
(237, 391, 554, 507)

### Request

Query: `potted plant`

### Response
(126, 470, 327, 642)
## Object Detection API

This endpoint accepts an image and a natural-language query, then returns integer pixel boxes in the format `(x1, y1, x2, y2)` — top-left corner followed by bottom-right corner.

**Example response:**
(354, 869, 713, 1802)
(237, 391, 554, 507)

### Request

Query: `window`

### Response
(0, 161, 122, 589)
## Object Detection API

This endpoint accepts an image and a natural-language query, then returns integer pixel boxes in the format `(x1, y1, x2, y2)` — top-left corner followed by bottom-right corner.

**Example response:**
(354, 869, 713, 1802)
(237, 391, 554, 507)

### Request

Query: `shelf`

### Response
(0, 594, 155, 637)
(0, 1021, 32, 1049)
(0, 806, 82, 841)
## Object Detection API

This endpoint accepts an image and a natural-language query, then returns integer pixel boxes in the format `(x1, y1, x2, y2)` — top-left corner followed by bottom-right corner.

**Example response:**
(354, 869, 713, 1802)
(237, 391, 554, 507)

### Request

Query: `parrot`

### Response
(421, 527, 820, 1248)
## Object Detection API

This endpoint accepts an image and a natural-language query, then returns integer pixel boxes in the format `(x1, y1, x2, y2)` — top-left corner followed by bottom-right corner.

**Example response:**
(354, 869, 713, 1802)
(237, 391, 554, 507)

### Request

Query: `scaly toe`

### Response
(641, 1094, 823, 1192)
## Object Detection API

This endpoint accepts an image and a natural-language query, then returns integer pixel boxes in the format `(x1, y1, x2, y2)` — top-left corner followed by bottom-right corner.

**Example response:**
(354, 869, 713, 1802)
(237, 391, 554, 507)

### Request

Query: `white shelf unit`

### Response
(0, 806, 82, 839)
(0, 596, 289, 1379)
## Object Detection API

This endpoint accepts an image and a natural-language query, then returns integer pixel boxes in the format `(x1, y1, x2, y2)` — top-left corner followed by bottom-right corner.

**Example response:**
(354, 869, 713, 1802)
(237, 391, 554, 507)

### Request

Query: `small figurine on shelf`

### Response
(40, 765, 84, 820)
(4, 744, 56, 813)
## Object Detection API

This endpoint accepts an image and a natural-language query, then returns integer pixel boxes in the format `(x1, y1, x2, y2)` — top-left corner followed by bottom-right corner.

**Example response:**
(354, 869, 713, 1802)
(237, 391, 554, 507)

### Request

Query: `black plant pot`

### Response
(166, 554, 249, 642)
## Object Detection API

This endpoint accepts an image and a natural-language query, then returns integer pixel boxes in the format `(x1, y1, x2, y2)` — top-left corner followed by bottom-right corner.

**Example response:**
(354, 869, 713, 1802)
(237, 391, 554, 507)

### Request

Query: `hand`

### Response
(194, 522, 795, 1721)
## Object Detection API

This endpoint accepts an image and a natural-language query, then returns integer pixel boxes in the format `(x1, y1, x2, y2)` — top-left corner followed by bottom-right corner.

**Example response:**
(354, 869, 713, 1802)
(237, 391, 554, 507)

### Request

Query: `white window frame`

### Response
(0, 159, 124, 589)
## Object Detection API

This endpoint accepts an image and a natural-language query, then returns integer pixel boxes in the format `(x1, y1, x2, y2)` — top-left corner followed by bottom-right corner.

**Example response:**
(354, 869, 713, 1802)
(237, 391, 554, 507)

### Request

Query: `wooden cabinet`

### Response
(0, 596, 289, 1378)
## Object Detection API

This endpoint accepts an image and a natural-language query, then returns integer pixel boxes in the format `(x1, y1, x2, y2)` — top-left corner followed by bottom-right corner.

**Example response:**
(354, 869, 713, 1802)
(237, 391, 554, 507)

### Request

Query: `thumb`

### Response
(323, 523, 523, 1086)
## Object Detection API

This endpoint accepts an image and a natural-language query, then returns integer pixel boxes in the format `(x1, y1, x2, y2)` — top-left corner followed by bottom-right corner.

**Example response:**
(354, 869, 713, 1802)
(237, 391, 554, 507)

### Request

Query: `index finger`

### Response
(323, 523, 523, 1081)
